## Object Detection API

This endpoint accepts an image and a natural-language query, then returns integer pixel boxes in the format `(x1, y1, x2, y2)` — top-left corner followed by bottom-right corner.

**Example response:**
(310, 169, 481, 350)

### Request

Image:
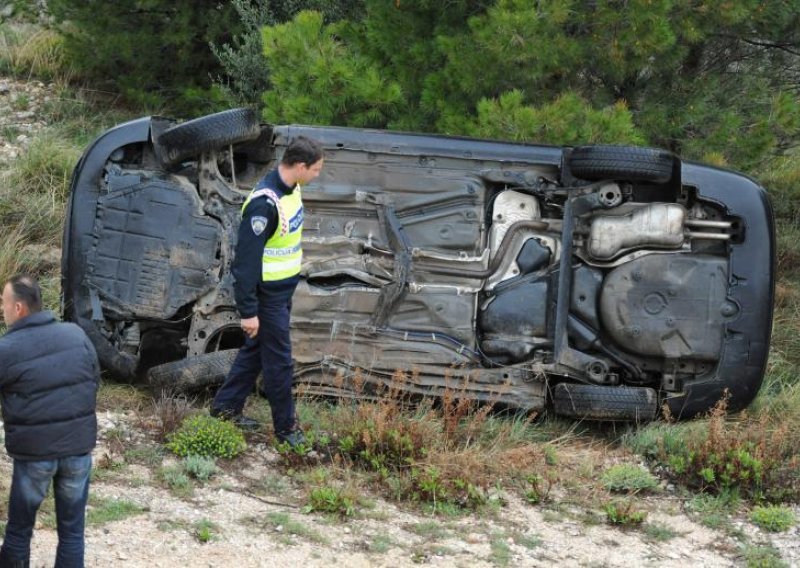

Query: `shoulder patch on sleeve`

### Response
(251, 216, 269, 236)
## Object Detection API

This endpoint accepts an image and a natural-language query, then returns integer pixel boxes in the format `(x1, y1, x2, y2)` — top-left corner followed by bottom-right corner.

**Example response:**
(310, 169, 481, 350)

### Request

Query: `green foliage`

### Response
(262, 511, 329, 544)
(523, 473, 549, 504)
(0, 129, 80, 265)
(750, 505, 797, 533)
(193, 519, 218, 543)
(468, 91, 642, 145)
(304, 485, 356, 517)
(46, 0, 242, 115)
(123, 445, 164, 467)
(600, 463, 659, 493)
(211, 0, 272, 108)
(741, 544, 789, 568)
(182, 455, 218, 482)
(87, 497, 147, 526)
(2, 131, 78, 200)
(166, 415, 246, 459)
(0, 25, 69, 80)
(211, 0, 363, 107)
(489, 536, 512, 567)
(643, 522, 679, 542)
(159, 465, 192, 498)
(230, 0, 800, 169)
(260, 11, 402, 126)
(367, 533, 394, 553)
(757, 151, 800, 221)
(626, 399, 800, 503)
(686, 490, 741, 529)
(299, 388, 549, 513)
(11, 93, 28, 111)
(604, 499, 647, 525)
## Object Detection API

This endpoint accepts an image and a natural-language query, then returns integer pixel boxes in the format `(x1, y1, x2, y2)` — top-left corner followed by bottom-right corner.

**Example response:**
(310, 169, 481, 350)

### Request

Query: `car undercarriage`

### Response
(62, 109, 775, 420)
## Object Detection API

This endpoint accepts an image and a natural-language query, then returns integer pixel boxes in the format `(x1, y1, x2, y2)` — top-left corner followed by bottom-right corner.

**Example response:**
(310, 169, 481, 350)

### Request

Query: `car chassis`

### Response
(62, 109, 775, 420)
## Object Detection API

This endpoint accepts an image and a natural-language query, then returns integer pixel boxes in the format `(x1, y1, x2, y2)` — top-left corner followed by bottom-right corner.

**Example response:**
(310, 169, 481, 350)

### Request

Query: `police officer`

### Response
(211, 136, 324, 447)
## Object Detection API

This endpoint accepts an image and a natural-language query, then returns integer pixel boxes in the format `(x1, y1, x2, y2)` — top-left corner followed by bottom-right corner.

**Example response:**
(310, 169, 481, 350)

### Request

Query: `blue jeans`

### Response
(212, 286, 296, 435)
(0, 454, 92, 568)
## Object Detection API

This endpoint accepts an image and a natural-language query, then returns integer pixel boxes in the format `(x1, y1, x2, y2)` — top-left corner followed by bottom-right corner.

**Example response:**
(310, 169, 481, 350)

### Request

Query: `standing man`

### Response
(0, 275, 99, 568)
(211, 136, 324, 448)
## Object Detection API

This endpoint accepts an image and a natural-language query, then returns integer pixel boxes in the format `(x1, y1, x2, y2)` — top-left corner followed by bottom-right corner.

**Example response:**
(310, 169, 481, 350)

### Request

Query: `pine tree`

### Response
(47, 0, 241, 114)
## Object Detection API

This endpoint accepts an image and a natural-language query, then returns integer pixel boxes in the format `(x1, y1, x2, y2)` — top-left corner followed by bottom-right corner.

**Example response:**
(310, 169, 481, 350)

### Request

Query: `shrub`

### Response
(193, 519, 218, 543)
(183, 455, 218, 482)
(304, 486, 356, 517)
(151, 392, 195, 442)
(9, 28, 67, 79)
(166, 415, 246, 459)
(159, 466, 192, 498)
(604, 499, 648, 525)
(626, 396, 800, 502)
(601, 463, 659, 493)
(47, 0, 242, 115)
(297, 373, 549, 513)
(750, 505, 797, 533)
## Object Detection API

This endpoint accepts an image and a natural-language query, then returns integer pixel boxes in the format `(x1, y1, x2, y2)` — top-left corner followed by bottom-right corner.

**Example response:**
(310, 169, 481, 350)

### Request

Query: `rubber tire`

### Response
(157, 108, 261, 166)
(553, 383, 658, 421)
(569, 145, 674, 184)
(147, 350, 255, 392)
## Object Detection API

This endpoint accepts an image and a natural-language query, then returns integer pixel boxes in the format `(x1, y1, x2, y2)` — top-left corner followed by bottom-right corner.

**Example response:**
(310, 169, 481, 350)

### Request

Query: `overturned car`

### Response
(61, 109, 775, 420)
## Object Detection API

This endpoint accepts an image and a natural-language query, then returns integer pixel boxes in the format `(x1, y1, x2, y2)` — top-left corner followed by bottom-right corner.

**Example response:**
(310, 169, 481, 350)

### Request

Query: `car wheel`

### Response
(552, 383, 659, 421)
(147, 349, 243, 392)
(157, 108, 261, 166)
(568, 145, 674, 183)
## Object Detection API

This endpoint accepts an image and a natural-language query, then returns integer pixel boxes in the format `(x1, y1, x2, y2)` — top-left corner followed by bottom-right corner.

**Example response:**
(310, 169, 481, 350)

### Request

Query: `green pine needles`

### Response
(166, 415, 246, 459)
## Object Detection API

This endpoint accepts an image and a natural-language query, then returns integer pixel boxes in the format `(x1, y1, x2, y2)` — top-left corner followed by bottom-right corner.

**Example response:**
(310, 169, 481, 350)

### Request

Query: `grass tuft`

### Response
(87, 497, 147, 526)
(600, 463, 659, 493)
(750, 505, 797, 533)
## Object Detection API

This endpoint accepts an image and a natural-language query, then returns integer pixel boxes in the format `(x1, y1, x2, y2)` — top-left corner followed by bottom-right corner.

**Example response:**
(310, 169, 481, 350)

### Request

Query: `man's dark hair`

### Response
(8, 274, 42, 313)
(281, 136, 323, 167)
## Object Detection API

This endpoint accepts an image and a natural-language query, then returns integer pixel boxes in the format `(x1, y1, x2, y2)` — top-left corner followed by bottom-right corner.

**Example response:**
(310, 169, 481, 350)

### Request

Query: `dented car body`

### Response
(62, 109, 775, 420)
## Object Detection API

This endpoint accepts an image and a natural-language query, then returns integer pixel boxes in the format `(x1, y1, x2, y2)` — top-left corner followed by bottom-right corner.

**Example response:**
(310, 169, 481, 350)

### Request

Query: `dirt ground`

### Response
(0, 409, 795, 568)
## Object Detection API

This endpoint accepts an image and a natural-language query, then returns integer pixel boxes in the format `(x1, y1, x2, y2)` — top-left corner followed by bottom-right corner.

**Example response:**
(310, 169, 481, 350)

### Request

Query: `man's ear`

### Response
(14, 301, 27, 317)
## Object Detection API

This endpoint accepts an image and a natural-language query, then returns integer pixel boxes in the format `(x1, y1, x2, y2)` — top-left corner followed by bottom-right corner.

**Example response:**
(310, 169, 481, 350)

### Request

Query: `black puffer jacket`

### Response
(0, 311, 99, 460)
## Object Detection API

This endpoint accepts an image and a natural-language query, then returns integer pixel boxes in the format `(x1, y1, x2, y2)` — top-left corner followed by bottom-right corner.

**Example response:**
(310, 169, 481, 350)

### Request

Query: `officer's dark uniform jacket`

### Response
(0, 311, 99, 461)
(233, 169, 301, 317)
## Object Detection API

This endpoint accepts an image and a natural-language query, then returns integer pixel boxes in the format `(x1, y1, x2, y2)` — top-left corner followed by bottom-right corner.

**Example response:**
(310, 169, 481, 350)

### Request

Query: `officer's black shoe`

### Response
(210, 408, 261, 432)
(276, 429, 307, 451)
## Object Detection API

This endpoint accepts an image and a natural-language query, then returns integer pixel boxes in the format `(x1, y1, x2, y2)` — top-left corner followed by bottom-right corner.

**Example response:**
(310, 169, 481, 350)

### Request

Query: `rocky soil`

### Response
(0, 77, 798, 567)
(0, 408, 795, 568)
(0, 77, 50, 164)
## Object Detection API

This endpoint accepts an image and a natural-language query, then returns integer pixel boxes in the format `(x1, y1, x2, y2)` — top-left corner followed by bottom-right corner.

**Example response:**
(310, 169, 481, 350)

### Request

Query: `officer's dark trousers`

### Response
(212, 285, 296, 435)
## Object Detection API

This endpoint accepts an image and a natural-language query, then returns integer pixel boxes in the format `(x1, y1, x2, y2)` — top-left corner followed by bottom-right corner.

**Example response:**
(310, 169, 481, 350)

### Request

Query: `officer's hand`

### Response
(241, 316, 259, 339)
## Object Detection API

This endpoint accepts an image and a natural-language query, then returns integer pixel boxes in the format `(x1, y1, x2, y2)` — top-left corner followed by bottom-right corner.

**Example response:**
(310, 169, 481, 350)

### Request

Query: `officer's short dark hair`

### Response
(282, 136, 323, 167)
(8, 274, 42, 313)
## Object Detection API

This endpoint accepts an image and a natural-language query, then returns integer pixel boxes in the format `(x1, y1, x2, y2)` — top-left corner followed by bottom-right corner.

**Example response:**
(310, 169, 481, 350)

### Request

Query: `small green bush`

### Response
(159, 466, 192, 498)
(183, 455, 218, 482)
(193, 519, 218, 543)
(601, 463, 659, 493)
(750, 505, 797, 533)
(166, 415, 246, 459)
(304, 486, 355, 517)
(741, 544, 789, 568)
(604, 499, 648, 525)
